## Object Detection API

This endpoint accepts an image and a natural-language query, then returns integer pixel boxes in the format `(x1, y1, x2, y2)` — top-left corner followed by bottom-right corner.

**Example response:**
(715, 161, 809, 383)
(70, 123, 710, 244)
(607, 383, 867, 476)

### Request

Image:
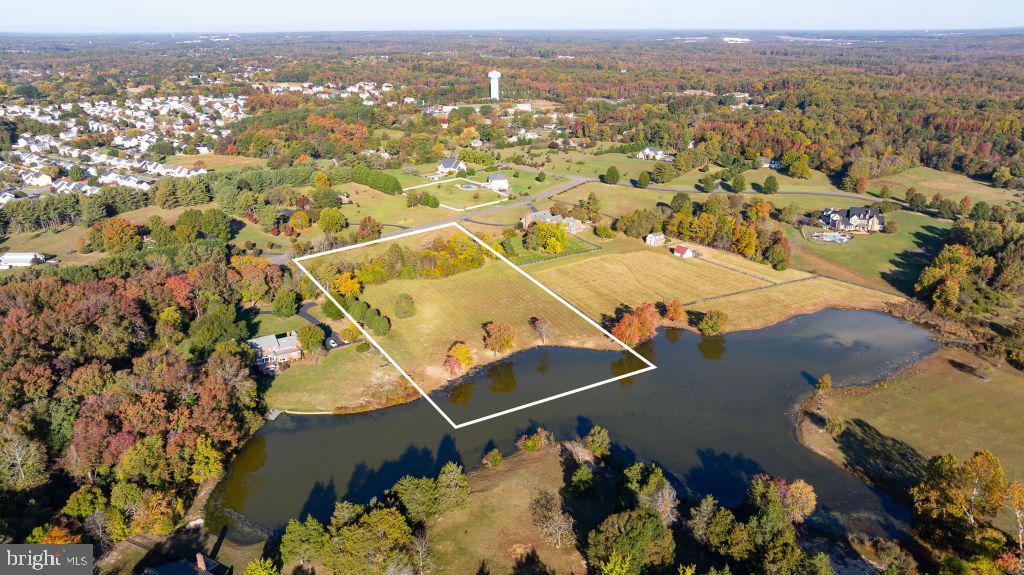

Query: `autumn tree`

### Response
(611, 302, 661, 347)
(697, 309, 728, 336)
(289, 210, 311, 230)
(665, 299, 686, 322)
(443, 341, 474, 377)
(333, 271, 362, 297)
(313, 171, 331, 189)
(297, 325, 326, 354)
(0, 424, 47, 491)
(93, 217, 141, 253)
(911, 450, 1006, 530)
(319, 207, 348, 233)
(483, 322, 517, 355)
(355, 216, 383, 242)
(1007, 480, 1024, 551)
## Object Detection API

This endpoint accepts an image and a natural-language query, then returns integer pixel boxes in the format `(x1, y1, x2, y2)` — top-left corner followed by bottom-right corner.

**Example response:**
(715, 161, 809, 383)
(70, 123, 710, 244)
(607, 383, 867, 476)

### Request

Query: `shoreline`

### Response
(270, 300, 900, 418)
(266, 335, 622, 417)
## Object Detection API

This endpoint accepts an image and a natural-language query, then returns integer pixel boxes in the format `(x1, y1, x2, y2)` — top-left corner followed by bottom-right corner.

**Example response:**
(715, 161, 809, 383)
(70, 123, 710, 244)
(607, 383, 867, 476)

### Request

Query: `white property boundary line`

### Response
(293, 222, 657, 429)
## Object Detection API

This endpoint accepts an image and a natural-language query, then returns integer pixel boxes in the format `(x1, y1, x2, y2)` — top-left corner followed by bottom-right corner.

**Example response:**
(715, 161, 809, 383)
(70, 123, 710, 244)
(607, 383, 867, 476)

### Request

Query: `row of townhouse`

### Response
(97, 172, 156, 190)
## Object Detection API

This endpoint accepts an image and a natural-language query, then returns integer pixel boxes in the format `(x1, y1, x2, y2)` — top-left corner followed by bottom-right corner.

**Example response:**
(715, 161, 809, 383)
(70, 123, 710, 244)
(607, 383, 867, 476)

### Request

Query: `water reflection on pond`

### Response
(209, 309, 935, 543)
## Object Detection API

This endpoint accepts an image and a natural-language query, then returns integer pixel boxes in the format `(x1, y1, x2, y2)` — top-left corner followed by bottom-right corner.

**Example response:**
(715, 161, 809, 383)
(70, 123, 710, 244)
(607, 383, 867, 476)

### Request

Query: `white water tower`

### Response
(488, 70, 501, 100)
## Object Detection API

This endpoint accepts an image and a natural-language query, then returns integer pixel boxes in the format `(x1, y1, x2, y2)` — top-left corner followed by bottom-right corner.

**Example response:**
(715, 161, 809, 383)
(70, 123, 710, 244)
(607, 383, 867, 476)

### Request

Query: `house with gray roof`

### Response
(246, 331, 302, 372)
(520, 209, 588, 235)
(437, 156, 466, 174)
(819, 207, 885, 232)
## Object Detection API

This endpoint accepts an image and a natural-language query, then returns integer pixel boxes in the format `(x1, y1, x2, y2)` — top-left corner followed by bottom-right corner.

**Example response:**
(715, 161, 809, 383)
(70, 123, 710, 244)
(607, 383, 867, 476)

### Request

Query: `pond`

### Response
(208, 309, 936, 543)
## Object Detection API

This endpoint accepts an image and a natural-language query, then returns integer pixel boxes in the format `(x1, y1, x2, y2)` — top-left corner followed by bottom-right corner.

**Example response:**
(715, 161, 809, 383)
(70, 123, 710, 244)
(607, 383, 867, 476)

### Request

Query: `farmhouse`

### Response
(520, 209, 588, 235)
(247, 331, 302, 372)
(0, 252, 52, 269)
(636, 146, 668, 161)
(645, 232, 666, 246)
(437, 156, 466, 174)
(819, 207, 885, 233)
(486, 172, 510, 192)
(672, 245, 695, 259)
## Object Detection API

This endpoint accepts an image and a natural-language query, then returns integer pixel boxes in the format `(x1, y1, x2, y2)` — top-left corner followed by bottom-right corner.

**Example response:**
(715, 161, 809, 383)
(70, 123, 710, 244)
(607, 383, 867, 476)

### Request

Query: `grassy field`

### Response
(264, 344, 412, 413)
(119, 202, 219, 224)
(785, 210, 952, 295)
(374, 127, 407, 140)
(758, 193, 872, 213)
(418, 180, 507, 210)
(324, 229, 613, 389)
(741, 167, 842, 193)
(342, 183, 442, 227)
(801, 347, 1024, 530)
(530, 234, 897, 332)
(534, 150, 656, 180)
(165, 154, 265, 171)
(870, 166, 1017, 205)
(244, 308, 308, 338)
(539, 182, 856, 223)
(429, 445, 586, 574)
(0, 225, 96, 264)
(539, 182, 690, 218)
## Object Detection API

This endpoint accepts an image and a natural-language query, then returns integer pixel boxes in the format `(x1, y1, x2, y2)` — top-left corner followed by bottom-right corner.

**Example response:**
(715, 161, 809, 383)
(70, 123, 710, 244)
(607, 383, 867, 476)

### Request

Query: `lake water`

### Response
(209, 309, 936, 543)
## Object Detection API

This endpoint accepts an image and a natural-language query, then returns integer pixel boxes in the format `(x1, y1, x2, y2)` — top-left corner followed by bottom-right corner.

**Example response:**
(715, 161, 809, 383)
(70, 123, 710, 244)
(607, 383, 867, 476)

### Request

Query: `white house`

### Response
(645, 232, 666, 246)
(636, 147, 667, 161)
(20, 171, 52, 187)
(437, 157, 466, 174)
(486, 172, 510, 192)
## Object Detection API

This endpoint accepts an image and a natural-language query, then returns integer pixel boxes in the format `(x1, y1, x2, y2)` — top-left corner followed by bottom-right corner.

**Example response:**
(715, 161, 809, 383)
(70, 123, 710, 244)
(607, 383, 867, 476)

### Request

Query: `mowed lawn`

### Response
(534, 150, 656, 180)
(531, 238, 772, 317)
(419, 181, 506, 210)
(805, 347, 1024, 530)
(785, 210, 952, 295)
(0, 225, 96, 265)
(351, 240, 613, 389)
(870, 166, 1017, 205)
(429, 445, 586, 574)
(265, 345, 411, 413)
(539, 182, 693, 218)
(342, 183, 441, 227)
(530, 235, 896, 332)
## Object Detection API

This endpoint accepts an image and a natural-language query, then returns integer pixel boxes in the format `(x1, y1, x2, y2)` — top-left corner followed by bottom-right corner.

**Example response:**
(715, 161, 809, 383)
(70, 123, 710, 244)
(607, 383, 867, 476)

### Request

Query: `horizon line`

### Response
(1, 26, 1023, 36)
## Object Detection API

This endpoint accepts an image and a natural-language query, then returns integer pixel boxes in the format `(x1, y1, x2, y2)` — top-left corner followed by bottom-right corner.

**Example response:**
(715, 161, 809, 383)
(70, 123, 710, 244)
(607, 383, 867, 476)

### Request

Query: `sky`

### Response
(1, 0, 1023, 34)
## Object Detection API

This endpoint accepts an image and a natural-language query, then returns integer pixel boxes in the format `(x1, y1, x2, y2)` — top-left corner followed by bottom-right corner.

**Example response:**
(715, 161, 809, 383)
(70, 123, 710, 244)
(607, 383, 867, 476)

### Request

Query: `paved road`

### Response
(297, 301, 346, 349)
